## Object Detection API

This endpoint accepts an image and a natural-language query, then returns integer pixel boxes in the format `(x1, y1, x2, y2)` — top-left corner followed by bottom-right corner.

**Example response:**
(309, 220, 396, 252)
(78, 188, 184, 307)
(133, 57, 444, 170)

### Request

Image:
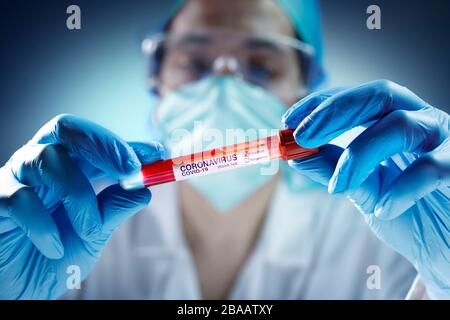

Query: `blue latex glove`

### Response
(0, 114, 164, 299)
(282, 80, 450, 299)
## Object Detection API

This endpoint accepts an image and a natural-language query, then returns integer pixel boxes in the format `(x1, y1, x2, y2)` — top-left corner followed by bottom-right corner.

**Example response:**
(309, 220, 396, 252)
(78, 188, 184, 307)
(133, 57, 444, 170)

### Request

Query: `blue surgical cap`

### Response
(277, 0, 323, 63)
(276, 0, 325, 88)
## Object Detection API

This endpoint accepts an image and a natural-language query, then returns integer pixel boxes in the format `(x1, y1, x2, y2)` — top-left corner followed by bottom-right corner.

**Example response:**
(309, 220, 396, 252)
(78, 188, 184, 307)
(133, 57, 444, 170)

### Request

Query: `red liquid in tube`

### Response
(120, 129, 318, 190)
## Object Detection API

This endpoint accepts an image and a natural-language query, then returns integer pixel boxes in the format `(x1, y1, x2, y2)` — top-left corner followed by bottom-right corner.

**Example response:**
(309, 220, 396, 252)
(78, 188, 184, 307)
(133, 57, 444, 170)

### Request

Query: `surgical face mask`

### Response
(154, 76, 287, 212)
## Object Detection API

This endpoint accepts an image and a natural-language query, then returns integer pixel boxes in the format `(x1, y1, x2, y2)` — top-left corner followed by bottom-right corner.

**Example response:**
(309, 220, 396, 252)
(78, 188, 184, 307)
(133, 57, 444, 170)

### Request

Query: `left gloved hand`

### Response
(0, 115, 164, 299)
(282, 80, 450, 299)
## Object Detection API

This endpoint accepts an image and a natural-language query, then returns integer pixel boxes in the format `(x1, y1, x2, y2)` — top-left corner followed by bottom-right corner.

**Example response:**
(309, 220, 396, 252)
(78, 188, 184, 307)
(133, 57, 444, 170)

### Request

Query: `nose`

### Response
(212, 56, 240, 76)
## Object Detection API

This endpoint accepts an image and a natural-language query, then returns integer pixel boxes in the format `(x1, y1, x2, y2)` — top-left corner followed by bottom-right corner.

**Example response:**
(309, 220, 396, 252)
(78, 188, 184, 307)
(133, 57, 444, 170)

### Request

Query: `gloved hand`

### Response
(282, 80, 450, 299)
(0, 114, 164, 299)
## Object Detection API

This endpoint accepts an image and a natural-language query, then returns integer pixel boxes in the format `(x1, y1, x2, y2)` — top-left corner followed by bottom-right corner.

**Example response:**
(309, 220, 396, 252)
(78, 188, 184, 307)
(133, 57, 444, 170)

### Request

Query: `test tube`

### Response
(120, 129, 318, 190)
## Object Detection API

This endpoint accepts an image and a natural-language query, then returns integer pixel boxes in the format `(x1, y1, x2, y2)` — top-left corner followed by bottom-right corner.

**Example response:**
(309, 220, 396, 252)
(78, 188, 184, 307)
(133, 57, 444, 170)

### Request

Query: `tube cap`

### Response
(277, 129, 319, 160)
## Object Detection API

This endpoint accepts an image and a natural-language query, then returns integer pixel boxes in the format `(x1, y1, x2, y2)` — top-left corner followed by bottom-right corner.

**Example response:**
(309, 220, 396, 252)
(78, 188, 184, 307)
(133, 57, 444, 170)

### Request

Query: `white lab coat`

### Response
(63, 178, 416, 299)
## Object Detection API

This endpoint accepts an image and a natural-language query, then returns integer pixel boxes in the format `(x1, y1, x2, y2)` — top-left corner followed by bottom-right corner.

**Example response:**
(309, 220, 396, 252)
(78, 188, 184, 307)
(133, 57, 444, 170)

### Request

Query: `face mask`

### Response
(154, 76, 288, 212)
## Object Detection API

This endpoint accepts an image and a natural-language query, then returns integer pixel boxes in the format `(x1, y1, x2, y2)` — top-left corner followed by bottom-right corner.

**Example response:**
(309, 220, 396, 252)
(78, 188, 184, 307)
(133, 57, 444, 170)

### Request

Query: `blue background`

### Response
(1, 0, 449, 164)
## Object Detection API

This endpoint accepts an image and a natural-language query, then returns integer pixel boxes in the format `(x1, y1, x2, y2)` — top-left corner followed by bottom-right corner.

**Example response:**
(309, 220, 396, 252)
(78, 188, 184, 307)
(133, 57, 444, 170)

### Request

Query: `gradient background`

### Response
(0, 0, 449, 164)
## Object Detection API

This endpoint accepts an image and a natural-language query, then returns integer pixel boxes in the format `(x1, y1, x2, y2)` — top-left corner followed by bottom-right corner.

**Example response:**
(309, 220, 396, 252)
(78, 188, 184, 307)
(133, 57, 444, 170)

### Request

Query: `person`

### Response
(0, 0, 448, 300)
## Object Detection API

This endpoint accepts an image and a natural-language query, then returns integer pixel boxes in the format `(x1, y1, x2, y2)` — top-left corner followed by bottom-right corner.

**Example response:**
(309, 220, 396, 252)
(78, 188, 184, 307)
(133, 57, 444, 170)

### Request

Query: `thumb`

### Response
(95, 141, 163, 234)
(288, 144, 383, 214)
(288, 144, 343, 187)
(97, 184, 151, 235)
(129, 141, 165, 163)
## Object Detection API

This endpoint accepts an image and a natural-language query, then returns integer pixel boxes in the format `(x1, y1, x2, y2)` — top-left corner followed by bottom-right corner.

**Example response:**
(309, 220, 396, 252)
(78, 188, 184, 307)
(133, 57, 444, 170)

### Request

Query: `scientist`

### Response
(0, 0, 448, 299)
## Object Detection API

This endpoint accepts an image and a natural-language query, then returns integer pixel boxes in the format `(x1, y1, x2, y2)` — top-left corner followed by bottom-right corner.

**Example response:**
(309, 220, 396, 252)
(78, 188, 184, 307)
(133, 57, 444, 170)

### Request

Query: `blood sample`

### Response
(120, 129, 318, 190)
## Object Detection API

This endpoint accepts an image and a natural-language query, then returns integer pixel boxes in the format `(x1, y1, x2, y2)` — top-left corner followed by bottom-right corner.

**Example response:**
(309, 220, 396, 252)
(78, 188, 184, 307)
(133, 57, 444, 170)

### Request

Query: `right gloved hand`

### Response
(282, 81, 450, 299)
(0, 114, 164, 299)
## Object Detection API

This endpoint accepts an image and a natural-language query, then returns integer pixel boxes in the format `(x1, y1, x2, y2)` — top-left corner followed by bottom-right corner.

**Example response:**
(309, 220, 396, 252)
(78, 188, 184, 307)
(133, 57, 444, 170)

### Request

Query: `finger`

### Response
(97, 184, 151, 236)
(363, 212, 416, 261)
(118, 142, 165, 191)
(375, 138, 450, 220)
(128, 141, 166, 163)
(30, 114, 141, 178)
(294, 80, 430, 148)
(288, 144, 343, 186)
(282, 87, 345, 129)
(329, 108, 445, 193)
(0, 171, 64, 259)
(288, 144, 384, 214)
(0, 217, 17, 233)
(69, 141, 165, 181)
(12, 144, 102, 241)
(0, 167, 25, 233)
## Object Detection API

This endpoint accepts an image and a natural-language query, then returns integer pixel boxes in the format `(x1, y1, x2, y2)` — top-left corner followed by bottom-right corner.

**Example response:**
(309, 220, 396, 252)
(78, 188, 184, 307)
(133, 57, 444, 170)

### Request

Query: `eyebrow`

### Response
(171, 33, 285, 55)
(244, 38, 283, 54)
(176, 34, 212, 47)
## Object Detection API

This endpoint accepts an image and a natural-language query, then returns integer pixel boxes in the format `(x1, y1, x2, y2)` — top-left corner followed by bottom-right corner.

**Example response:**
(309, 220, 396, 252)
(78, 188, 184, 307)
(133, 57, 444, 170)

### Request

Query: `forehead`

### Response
(169, 0, 296, 38)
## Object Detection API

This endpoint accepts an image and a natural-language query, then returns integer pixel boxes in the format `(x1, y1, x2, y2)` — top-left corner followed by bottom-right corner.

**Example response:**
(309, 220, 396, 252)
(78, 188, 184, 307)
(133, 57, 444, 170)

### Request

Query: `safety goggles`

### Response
(142, 29, 323, 102)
